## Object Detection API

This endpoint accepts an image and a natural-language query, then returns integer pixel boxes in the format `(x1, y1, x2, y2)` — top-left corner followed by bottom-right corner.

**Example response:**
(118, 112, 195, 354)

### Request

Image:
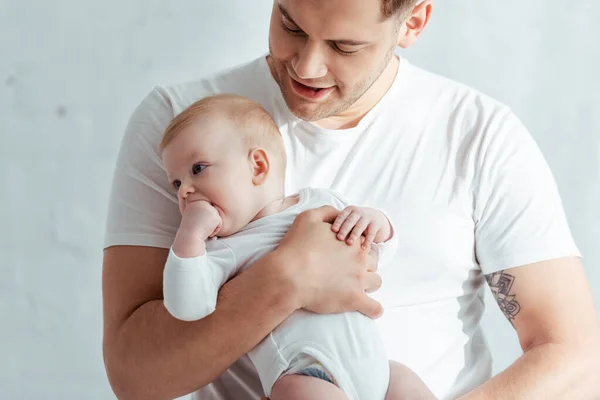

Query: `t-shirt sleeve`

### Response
(163, 240, 236, 321)
(473, 109, 581, 275)
(104, 87, 180, 249)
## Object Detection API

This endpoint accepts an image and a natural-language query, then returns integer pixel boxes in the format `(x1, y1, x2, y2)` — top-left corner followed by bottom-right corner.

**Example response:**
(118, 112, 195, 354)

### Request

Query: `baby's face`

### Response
(162, 116, 257, 237)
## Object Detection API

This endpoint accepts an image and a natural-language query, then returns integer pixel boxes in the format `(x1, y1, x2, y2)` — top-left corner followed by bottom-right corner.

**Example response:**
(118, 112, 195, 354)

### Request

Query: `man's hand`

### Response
(172, 200, 221, 258)
(276, 205, 384, 319)
(332, 206, 392, 250)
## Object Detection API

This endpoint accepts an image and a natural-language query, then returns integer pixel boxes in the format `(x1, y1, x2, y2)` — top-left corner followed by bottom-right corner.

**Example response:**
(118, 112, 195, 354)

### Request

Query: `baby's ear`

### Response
(248, 148, 270, 185)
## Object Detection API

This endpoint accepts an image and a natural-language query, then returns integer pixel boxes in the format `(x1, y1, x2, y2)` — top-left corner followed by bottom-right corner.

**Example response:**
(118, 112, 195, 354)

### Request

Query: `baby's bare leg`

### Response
(385, 361, 437, 400)
(271, 374, 349, 400)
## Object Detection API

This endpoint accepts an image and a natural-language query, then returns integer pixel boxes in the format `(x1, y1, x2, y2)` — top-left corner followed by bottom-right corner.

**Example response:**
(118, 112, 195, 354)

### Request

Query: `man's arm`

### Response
(459, 257, 600, 400)
(102, 207, 383, 400)
(103, 245, 296, 400)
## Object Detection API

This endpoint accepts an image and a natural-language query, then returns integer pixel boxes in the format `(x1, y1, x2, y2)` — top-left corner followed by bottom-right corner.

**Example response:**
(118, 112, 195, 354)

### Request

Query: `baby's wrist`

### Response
(172, 229, 207, 258)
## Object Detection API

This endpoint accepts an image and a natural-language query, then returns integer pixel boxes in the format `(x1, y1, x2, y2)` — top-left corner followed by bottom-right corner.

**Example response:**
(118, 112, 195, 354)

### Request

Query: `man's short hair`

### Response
(381, 0, 419, 19)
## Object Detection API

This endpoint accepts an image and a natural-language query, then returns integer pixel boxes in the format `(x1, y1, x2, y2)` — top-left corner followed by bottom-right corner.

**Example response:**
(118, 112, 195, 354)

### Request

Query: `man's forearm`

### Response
(104, 251, 297, 400)
(458, 341, 600, 400)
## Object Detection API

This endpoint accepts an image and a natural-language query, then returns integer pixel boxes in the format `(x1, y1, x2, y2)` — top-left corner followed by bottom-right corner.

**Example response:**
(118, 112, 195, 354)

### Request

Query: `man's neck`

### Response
(313, 56, 400, 130)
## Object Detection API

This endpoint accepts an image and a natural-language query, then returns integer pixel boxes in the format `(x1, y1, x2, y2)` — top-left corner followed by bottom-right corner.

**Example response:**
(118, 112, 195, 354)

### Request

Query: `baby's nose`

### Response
(178, 183, 195, 199)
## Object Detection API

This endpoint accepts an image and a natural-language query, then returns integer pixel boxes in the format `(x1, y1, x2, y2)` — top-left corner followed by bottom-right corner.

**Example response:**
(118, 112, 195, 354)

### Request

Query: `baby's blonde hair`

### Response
(160, 94, 286, 170)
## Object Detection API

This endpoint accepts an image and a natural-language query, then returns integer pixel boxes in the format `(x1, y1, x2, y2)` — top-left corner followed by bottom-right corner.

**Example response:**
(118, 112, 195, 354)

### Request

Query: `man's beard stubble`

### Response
(267, 44, 396, 122)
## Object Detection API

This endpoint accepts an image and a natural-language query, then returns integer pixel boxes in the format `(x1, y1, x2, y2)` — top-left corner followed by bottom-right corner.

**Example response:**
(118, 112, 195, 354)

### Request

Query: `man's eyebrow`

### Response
(334, 39, 370, 46)
(277, 4, 370, 46)
(278, 4, 299, 27)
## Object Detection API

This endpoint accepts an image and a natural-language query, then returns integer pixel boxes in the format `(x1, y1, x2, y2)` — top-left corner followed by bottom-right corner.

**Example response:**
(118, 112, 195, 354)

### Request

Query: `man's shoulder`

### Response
(391, 60, 534, 178)
(399, 59, 517, 140)
(398, 60, 509, 128)
(156, 55, 276, 115)
(124, 55, 279, 143)
(405, 60, 507, 110)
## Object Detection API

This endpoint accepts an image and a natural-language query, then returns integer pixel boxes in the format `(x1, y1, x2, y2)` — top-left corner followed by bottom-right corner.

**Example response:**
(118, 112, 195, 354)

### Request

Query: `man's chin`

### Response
(288, 106, 321, 121)
(283, 96, 334, 122)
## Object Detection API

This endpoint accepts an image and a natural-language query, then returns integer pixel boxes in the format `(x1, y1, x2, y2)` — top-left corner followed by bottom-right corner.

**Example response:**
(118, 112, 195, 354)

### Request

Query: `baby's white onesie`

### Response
(163, 187, 398, 399)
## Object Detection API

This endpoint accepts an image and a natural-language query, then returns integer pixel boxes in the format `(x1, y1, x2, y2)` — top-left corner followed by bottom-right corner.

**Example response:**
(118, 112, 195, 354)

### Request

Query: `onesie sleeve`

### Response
(163, 240, 236, 321)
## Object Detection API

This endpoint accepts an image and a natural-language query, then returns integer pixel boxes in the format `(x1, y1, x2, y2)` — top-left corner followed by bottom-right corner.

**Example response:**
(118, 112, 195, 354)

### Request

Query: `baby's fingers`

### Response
(363, 225, 379, 251)
(336, 212, 362, 241)
(332, 207, 353, 233)
(348, 218, 370, 245)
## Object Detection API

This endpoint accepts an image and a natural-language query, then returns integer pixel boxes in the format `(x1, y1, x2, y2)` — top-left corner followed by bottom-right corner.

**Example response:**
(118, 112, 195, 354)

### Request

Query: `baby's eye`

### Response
(172, 180, 181, 189)
(192, 163, 206, 174)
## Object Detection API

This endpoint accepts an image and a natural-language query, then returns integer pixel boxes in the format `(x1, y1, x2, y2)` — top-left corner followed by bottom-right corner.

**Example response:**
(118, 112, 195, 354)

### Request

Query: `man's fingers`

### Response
(356, 294, 383, 319)
(365, 246, 379, 272)
(364, 270, 382, 293)
(311, 205, 341, 224)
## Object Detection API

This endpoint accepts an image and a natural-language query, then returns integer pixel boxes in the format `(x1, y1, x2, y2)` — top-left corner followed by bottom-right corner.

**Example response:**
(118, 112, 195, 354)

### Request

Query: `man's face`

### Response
(268, 0, 400, 122)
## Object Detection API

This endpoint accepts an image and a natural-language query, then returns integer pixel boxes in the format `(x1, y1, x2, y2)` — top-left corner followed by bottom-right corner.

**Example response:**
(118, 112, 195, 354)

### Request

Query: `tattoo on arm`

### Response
(485, 270, 521, 326)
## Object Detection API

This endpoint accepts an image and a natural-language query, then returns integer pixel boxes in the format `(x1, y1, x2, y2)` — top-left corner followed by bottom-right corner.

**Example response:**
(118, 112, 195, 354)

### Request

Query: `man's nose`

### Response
(292, 40, 328, 80)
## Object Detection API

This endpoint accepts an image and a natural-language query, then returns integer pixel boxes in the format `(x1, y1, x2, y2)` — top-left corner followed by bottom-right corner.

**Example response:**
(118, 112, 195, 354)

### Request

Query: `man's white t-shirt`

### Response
(104, 56, 580, 399)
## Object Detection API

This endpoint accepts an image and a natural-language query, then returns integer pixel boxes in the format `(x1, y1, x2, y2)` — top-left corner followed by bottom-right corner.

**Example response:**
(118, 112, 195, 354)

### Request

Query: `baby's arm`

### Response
(163, 200, 224, 321)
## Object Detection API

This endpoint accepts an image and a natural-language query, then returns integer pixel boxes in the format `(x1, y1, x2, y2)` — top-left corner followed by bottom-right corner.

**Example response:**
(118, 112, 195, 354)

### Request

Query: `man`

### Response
(102, 0, 600, 399)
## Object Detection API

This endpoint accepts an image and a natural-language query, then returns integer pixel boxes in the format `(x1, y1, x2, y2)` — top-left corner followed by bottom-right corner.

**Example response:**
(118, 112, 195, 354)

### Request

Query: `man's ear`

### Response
(397, 0, 433, 49)
(249, 148, 270, 185)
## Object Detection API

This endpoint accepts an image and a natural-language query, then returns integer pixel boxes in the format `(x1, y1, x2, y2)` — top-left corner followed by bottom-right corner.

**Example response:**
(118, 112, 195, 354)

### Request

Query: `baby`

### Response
(160, 94, 436, 400)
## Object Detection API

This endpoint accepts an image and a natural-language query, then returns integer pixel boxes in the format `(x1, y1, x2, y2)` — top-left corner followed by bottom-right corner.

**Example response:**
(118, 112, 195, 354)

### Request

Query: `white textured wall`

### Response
(1, 1, 598, 398)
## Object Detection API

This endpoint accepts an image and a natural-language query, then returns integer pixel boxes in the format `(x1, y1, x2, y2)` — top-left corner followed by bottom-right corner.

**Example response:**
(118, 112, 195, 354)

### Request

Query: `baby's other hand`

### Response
(331, 206, 391, 250)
